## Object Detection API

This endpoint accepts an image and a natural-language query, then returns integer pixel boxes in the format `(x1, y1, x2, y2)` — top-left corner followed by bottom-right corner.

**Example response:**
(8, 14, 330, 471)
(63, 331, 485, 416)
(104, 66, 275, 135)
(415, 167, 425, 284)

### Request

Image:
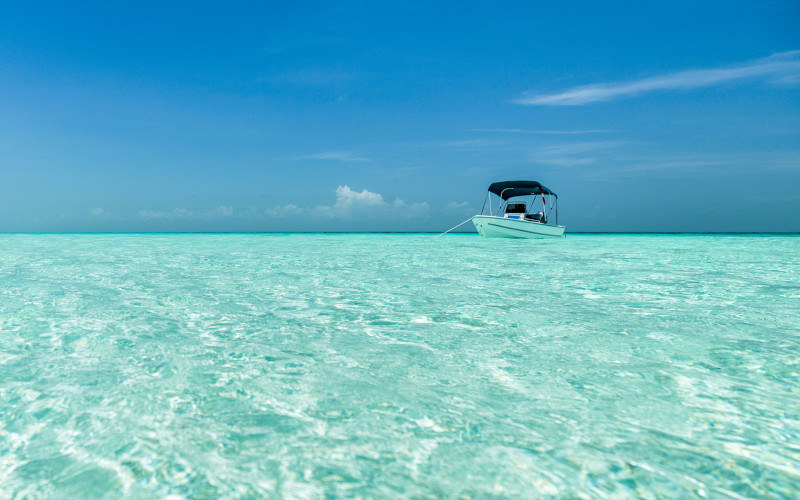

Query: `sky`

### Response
(1, 1, 798, 232)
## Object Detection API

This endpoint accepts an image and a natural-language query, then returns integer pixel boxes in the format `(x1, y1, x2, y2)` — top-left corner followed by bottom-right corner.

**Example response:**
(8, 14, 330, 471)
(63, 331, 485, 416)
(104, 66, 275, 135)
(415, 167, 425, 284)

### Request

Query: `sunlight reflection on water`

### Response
(1, 234, 798, 497)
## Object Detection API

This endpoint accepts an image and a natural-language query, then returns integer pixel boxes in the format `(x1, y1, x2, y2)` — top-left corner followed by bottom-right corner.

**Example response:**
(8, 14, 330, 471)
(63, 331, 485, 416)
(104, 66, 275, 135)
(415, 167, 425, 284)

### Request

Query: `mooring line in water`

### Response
(433, 217, 473, 239)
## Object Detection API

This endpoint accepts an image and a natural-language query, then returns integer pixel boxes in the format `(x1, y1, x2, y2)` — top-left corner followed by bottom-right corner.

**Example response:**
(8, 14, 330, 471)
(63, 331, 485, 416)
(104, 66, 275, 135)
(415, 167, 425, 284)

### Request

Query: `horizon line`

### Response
(2, 231, 798, 236)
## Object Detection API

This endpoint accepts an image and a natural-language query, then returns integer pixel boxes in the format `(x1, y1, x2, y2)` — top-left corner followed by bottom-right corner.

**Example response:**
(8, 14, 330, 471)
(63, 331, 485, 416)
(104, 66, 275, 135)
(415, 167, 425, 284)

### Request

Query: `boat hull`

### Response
(472, 215, 565, 238)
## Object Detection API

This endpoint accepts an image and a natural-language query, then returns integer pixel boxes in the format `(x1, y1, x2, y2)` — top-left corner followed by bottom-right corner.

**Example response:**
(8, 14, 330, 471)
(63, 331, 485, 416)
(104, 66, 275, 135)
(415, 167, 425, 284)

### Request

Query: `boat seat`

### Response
(525, 212, 546, 223)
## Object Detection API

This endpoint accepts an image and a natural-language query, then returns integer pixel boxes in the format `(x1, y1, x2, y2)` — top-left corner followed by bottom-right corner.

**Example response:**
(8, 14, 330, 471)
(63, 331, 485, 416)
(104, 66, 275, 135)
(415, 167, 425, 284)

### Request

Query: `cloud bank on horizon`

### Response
(516, 51, 800, 106)
(125, 186, 434, 224)
(266, 185, 430, 220)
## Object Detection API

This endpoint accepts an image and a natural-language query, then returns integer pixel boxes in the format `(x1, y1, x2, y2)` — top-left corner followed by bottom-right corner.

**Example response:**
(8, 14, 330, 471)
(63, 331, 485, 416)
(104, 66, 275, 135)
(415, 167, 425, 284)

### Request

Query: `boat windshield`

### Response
(505, 203, 526, 214)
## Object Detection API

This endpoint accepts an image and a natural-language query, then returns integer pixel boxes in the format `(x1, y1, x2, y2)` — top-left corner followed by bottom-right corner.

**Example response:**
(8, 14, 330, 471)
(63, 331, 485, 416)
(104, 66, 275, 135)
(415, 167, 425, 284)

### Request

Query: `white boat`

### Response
(472, 180, 565, 238)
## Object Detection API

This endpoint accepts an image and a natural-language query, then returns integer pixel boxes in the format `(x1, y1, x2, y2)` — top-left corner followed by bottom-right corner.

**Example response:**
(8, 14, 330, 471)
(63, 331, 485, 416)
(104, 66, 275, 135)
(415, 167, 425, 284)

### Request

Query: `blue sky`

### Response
(1, 1, 798, 232)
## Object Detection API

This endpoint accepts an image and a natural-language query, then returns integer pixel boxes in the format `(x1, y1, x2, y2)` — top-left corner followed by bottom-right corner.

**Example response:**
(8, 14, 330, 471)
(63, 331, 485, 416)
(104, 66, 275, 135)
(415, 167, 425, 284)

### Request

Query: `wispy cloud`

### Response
(88, 207, 110, 217)
(531, 146, 800, 180)
(516, 51, 800, 106)
(48, 208, 116, 222)
(438, 138, 510, 153)
(474, 128, 610, 135)
(260, 68, 357, 86)
(295, 150, 372, 163)
(528, 140, 626, 167)
(262, 35, 346, 55)
(137, 208, 195, 220)
(445, 201, 468, 209)
(137, 206, 234, 220)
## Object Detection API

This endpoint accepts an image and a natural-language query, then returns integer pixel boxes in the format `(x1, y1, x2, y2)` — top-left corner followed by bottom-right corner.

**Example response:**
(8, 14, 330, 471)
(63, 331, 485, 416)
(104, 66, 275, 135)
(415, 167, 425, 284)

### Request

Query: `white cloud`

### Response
(134, 187, 430, 224)
(392, 198, 429, 211)
(89, 207, 108, 217)
(411, 202, 429, 211)
(445, 201, 469, 210)
(516, 51, 800, 106)
(206, 205, 234, 218)
(266, 186, 429, 220)
(236, 206, 264, 219)
(334, 185, 385, 209)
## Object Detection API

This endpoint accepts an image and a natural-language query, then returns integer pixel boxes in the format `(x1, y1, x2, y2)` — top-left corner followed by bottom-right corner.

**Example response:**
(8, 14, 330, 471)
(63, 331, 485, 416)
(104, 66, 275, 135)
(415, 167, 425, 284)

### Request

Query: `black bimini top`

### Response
(488, 180, 557, 199)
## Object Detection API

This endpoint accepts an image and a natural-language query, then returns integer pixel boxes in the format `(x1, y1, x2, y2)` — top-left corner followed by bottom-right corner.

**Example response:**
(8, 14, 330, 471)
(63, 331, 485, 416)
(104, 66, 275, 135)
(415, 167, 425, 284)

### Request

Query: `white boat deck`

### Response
(472, 215, 565, 238)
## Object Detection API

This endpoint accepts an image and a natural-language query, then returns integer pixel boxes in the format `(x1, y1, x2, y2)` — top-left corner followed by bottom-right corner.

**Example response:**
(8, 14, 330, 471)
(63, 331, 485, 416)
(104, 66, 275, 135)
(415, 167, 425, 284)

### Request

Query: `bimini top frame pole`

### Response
(480, 193, 489, 215)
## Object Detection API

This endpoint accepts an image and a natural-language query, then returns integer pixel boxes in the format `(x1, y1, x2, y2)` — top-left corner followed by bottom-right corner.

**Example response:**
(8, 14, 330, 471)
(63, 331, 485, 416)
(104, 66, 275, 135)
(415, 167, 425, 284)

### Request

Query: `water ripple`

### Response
(1, 234, 798, 497)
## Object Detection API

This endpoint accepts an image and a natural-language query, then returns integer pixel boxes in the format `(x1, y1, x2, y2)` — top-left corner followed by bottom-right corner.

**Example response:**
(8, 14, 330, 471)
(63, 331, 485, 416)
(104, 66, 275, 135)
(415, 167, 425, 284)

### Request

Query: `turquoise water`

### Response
(1, 234, 798, 498)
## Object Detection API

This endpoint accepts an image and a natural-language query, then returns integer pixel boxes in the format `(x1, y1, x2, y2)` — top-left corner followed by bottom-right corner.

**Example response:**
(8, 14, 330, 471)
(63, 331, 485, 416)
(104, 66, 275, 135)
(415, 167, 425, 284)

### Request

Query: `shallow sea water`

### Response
(1, 233, 799, 498)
